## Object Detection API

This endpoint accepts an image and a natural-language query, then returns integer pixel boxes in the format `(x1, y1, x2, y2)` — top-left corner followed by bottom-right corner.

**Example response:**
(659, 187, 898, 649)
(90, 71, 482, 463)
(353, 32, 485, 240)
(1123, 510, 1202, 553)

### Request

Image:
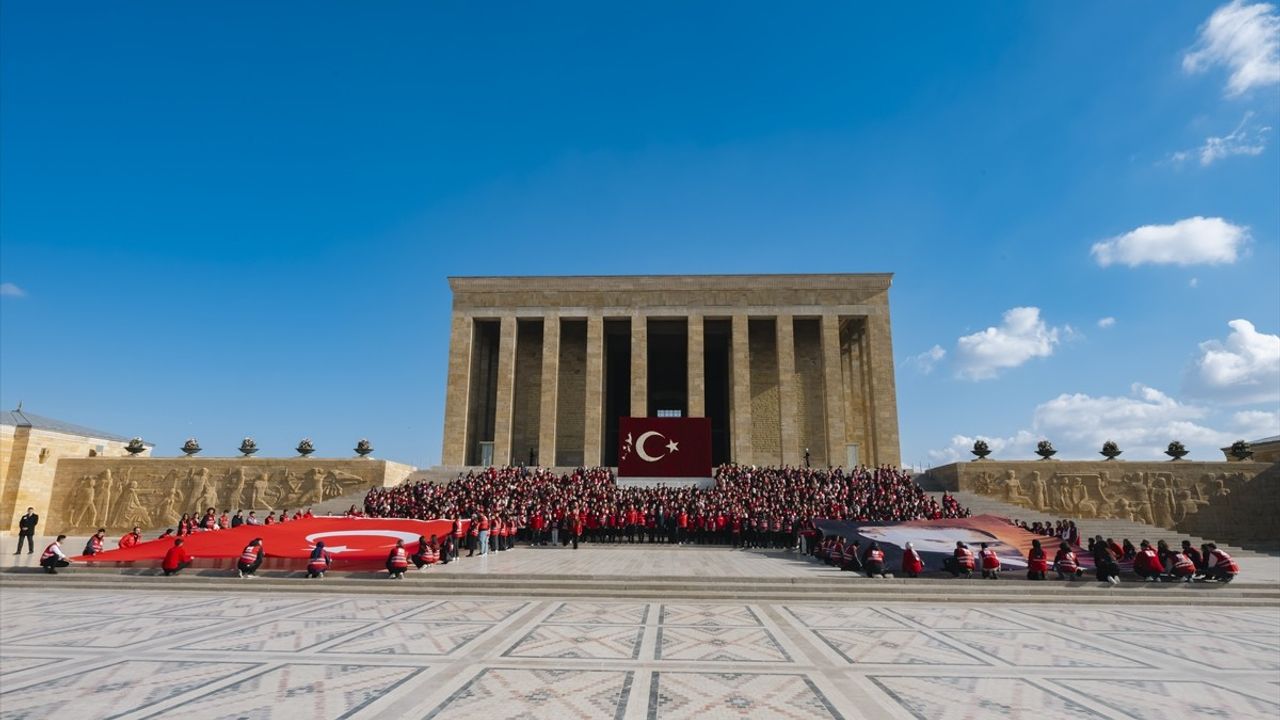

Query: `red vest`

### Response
(307, 551, 331, 572)
(40, 542, 60, 562)
(1056, 550, 1078, 572)
(902, 549, 924, 573)
(240, 546, 260, 564)
(1211, 549, 1239, 574)
(867, 548, 885, 563)
(955, 547, 975, 569)
(980, 549, 1000, 570)
(389, 547, 408, 569)
(1172, 552, 1195, 575)
(1028, 549, 1049, 573)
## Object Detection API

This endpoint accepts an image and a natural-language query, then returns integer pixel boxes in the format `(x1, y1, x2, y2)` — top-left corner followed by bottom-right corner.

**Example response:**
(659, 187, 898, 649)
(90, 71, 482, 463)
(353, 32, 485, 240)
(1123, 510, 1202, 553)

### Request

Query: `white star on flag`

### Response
(666, 440, 679, 454)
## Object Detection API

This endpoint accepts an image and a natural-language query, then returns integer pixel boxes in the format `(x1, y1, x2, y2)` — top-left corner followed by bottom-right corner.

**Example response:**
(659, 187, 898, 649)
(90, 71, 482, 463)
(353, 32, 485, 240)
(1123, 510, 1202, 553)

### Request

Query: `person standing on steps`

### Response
(15, 507, 38, 555)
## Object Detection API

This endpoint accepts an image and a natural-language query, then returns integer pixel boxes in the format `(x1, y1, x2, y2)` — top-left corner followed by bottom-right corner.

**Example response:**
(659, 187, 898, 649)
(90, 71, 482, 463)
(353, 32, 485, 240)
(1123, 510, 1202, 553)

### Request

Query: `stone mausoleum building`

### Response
(441, 274, 901, 470)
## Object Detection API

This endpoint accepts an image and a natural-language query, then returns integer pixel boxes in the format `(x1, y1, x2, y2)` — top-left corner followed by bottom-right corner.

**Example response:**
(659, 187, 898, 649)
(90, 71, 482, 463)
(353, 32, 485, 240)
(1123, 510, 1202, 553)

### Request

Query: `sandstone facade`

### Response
(441, 274, 902, 469)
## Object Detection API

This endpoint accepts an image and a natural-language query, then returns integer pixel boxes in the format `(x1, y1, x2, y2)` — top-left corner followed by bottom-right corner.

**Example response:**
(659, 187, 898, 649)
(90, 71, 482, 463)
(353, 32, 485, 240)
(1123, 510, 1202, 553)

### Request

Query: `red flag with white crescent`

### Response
(618, 417, 711, 477)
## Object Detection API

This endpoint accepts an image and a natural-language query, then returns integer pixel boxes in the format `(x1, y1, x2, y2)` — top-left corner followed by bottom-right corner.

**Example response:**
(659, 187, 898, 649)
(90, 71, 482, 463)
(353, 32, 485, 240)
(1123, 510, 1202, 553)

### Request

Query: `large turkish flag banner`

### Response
(618, 417, 712, 477)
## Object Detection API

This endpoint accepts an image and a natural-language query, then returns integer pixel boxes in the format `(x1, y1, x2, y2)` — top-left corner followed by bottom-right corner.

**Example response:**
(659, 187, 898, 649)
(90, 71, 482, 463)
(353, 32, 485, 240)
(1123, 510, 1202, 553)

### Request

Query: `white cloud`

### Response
(1170, 112, 1271, 166)
(954, 307, 1062, 380)
(927, 431, 1037, 465)
(0, 282, 25, 298)
(908, 345, 946, 374)
(1091, 216, 1249, 267)
(1097, 317, 1117, 329)
(1184, 0, 1280, 96)
(1186, 319, 1280, 404)
(1032, 384, 1232, 460)
(1232, 409, 1280, 439)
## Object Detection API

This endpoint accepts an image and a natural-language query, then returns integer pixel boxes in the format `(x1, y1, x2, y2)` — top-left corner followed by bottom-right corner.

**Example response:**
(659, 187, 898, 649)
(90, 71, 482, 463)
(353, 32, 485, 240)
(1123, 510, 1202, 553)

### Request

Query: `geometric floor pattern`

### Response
(2, 587, 1278, 719)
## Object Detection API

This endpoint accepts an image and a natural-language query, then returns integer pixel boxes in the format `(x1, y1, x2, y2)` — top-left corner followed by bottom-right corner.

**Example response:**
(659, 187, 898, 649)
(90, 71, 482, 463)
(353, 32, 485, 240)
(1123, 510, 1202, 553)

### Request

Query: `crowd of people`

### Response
(362, 464, 970, 550)
(32, 464, 1241, 585)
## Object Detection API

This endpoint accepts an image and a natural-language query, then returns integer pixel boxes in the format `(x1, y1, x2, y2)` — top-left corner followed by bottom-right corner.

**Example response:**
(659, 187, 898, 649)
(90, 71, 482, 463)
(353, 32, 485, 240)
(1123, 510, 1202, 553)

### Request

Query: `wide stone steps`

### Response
(5, 567, 1277, 606)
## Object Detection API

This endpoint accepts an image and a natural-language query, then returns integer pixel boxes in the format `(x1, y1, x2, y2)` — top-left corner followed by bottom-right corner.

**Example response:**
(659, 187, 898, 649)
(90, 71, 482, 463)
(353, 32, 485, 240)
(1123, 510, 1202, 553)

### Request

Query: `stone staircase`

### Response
(942, 490, 1278, 560)
(4, 563, 1278, 606)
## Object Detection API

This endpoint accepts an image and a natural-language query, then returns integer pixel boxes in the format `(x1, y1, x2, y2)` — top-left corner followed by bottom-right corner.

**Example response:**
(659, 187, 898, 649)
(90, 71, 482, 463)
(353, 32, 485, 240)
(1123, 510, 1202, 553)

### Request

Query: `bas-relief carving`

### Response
(958, 463, 1264, 534)
(54, 463, 378, 532)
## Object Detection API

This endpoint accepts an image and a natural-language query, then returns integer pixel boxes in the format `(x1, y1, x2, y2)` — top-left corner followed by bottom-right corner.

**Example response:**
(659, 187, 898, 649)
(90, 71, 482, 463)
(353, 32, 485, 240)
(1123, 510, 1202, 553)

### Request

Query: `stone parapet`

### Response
(44, 457, 416, 535)
(924, 459, 1278, 545)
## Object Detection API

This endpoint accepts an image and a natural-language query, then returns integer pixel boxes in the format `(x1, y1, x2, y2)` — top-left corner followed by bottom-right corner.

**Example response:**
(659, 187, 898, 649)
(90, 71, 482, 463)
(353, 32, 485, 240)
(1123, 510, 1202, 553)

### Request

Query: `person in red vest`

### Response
(477, 513, 491, 556)
(1054, 541, 1082, 580)
(118, 526, 143, 549)
(1204, 543, 1239, 583)
(1170, 548, 1197, 583)
(676, 510, 689, 545)
(412, 535, 439, 568)
(161, 538, 193, 576)
(843, 540, 864, 573)
(864, 541, 887, 578)
(467, 513, 480, 557)
(1134, 540, 1163, 582)
(945, 541, 975, 578)
(264, 511, 277, 526)
(979, 542, 1001, 580)
(1026, 539, 1048, 581)
(40, 535, 71, 574)
(237, 538, 264, 578)
(219, 510, 230, 529)
(902, 541, 924, 578)
(82, 528, 106, 556)
(307, 541, 333, 578)
(829, 537, 845, 568)
(570, 511, 584, 550)
(387, 539, 410, 579)
(530, 511, 545, 546)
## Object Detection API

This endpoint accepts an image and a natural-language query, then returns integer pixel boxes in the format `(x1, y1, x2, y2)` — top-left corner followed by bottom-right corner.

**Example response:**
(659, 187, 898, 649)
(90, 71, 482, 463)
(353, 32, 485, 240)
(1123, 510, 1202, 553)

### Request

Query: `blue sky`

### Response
(2, 2, 1277, 468)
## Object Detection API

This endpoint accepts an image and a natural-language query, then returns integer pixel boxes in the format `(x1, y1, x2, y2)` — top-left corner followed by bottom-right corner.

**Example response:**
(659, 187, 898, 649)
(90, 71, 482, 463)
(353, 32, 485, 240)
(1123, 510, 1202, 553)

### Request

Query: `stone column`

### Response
(775, 314, 801, 466)
(687, 313, 705, 418)
(491, 315, 518, 466)
(630, 313, 648, 418)
(865, 310, 902, 466)
(583, 315, 604, 466)
(820, 314, 847, 468)
(730, 313, 753, 464)
(538, 314, 560, 467)
(440, 313, 473, 466)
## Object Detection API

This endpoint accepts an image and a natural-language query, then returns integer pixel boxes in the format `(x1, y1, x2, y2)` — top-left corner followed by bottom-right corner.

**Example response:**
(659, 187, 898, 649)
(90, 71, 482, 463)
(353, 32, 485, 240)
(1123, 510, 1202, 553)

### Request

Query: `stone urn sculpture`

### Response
(1035, 440, 1057, 461)
(1165, 440, 1188, 461)
(970, 439, 991, 461)
(354, 438, 374, 457)
(239, 437, 259, 457)
(181, 438, 202, 457)
(296, 438, 315, 457)
(1099, 440, 1122, 461)
(125, 437, 146, 456)
(1229, 440, 1253, 461)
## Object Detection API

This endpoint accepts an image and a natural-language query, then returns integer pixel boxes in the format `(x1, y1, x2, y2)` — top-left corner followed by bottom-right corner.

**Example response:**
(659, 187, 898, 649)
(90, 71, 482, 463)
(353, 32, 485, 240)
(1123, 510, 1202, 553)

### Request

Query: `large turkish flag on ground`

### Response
(618, 417, 711, 477)
(73, 517, 463, 571)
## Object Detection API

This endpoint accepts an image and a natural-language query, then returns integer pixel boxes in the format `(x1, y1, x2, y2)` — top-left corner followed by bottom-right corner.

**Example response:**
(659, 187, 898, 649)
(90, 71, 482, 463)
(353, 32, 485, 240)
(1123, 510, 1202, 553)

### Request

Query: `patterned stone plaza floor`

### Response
(1, 585, 1278, 720)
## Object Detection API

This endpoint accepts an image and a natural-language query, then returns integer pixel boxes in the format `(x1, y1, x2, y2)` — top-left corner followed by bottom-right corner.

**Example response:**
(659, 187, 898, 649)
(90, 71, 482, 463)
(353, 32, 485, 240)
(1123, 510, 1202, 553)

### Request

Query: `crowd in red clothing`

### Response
(363, 464, 970, 547)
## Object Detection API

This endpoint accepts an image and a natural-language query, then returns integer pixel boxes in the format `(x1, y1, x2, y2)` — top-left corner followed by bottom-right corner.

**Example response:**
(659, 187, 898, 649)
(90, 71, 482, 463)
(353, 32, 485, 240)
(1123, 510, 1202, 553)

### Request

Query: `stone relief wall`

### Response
(925, 460, 1276, 545)
(46, 458, 415, 534)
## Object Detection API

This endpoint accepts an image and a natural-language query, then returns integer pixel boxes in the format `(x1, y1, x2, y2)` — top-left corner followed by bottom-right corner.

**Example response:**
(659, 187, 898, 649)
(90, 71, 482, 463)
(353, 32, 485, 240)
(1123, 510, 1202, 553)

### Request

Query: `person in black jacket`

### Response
(16, 508, 38, 554)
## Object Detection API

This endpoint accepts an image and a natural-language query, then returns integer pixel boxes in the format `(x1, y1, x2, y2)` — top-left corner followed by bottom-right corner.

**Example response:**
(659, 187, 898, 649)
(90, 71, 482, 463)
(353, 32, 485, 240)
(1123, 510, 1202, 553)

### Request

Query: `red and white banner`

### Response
(74, 517, 465, 571)
(618, 417, 711, 478)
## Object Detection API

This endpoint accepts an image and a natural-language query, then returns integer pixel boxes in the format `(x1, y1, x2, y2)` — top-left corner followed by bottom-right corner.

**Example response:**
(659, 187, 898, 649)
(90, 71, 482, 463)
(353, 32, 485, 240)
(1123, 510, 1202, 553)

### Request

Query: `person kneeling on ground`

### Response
(119, 526, 143, 549)
(1134, 540, 1163, 582)
(237, 538, 264, 578)
(1093, 541, 1121, 585)
(40, 535, 71, 574)
(82, 528, 106, 557)
(944, 541, 975, 578)
(1171, 547, 1197, 583)
(387, 539, 410, 579)
(162, 538, 193, 576)
(979, 542, 1001, 579)
(412, 534, 439, 569)
(1054, 541, 1082, 580)
(1027, 539, 1048, 580)
(307, 541, 333, 578)
(1204, 543, 1239, 583)
(901, 541, 924, 578)
(863, 541, 887, 578)
(843, 540, 864, 573)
